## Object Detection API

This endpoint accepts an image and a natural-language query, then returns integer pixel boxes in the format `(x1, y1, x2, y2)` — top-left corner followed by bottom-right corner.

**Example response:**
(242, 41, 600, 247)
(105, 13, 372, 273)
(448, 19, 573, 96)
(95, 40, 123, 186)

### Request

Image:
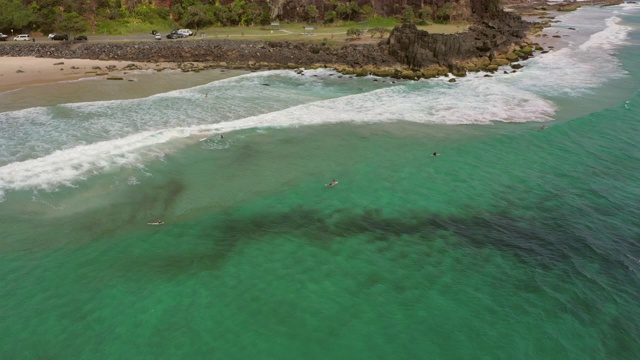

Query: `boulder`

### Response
(505, 52, 520, 61)
(491, 58, 510, 66)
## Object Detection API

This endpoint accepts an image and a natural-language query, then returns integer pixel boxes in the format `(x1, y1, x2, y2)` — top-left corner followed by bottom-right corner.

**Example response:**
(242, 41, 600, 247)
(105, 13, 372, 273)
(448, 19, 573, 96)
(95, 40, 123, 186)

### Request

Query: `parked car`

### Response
(74, 35, 88, 41)
(177, 29, 193, 36)
(155, 34, 162, 40)
(166, 32, 187, 39)
(0, 33, 8, 41)
(13, 34, 31, 41)
(51, 34, 69, 41)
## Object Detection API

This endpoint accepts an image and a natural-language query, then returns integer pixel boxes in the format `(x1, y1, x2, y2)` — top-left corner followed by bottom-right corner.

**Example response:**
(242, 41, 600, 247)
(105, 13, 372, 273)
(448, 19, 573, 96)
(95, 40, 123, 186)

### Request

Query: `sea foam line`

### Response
(0, 79, 558, 199)
(0, 8, 630, 198)
(580, 16, 632, 51)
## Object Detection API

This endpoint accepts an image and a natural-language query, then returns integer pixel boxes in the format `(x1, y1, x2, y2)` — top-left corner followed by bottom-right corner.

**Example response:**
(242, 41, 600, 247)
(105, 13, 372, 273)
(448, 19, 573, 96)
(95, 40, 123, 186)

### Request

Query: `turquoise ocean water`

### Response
(1, 5, 639, 359)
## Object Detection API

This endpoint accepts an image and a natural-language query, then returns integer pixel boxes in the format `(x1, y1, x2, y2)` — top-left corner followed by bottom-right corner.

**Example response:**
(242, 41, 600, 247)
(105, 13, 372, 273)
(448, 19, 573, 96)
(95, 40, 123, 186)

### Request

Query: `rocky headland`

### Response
(0, 2, 622, 80)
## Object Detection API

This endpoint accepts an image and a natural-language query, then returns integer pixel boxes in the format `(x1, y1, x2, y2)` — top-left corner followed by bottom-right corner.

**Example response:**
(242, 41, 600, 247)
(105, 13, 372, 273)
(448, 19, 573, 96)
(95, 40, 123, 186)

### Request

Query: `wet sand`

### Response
(0, 57, 183, 93)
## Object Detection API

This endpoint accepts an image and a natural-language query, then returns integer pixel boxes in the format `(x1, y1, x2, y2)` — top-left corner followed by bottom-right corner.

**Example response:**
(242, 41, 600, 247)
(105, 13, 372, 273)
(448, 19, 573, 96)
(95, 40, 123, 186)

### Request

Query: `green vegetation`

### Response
(369, 27, 391, 38)
(0, 0, 484, 37)
(346, 27, 363, 38)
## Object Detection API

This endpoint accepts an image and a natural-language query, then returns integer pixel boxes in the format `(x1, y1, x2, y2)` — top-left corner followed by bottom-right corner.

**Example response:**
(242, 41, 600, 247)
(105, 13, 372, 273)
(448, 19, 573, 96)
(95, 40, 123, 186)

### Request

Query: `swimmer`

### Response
(325, 179, 338, 187)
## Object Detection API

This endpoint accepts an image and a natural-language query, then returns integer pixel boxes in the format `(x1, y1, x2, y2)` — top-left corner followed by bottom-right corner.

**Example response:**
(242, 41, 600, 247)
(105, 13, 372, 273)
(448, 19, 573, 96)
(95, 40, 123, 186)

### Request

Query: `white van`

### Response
(14, 34, 31, 41)
(177, 29, 193, 36)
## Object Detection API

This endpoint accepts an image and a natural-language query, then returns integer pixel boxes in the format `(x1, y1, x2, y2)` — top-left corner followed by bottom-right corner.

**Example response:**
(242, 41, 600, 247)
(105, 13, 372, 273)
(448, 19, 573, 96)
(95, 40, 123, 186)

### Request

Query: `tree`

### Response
(56, 12, 89, 35)
(215, 0, 245, 26)
(402, 5, 415, 23)
(227, 0, 246, 26)
(323, 10, 336, 24)
(0, 0, 36, 33)
(335, 2, 362, 22)
(335, 3, 350, 21)
(361, 5, 375, 18)
(181, 5, 213, 33)
(27, 0, 62, 33)
(434, 3, 453, 23)
(242, 2, 263, 26)
(171, 3, 186, 22)
(419, 7, 433, 24)
(258, 3, 271, 25)
(304, 5, 319, 24)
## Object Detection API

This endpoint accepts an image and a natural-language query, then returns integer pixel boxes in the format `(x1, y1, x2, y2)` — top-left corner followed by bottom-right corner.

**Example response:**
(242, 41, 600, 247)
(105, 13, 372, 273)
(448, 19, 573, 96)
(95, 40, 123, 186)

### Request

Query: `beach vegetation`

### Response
(0, 0, 35, 34)
(346, 27, 363, 38)
(335, 1, 364, 22)
(402, 5, 416, 23)
(178, 4, 214, 33)
(304, 5, 320, 24)
(434, 3, 453, 23)
(323, 10, 338, 24)
(369, 27, 391, 38)
(0, 0, 478, 38)
(417, 7, 434, 25)
(56, 12, 89, 36)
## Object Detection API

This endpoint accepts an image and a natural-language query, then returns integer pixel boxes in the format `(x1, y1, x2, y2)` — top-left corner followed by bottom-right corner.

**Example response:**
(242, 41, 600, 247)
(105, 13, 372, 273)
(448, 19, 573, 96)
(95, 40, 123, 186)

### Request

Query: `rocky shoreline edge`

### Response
(0, 3, 621, 80)
(0, 34, 537, 81)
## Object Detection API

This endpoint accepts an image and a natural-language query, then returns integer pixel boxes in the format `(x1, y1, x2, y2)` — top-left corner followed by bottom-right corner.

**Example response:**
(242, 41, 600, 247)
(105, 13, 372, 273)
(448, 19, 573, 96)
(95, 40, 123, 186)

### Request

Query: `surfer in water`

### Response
(325, 179, 338, 187)
(433, 151, 439, 156)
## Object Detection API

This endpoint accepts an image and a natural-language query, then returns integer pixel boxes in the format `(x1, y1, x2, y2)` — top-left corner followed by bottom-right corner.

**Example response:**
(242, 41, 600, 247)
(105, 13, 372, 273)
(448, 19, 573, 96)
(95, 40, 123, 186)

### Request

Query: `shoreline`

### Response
(0, 3, 606, 93)
(0, 57, 183, 93)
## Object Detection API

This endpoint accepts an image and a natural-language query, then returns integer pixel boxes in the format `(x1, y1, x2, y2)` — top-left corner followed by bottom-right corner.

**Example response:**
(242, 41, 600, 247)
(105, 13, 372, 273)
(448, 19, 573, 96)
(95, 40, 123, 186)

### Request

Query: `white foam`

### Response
(0, 128, 182, 195)
(514, 13, 630, 97)
(620, 2, 640, 12)
(246, 77, 557, 125)
(0, 67, 589, 197)
(0, 7, 634, 198)
(580, 16, 632, 51)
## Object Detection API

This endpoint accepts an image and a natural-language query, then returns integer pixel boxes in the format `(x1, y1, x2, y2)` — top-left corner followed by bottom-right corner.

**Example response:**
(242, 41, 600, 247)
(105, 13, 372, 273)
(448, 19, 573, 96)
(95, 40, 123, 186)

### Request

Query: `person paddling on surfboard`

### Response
(325, 179, 338, 187)
(433, 151, 439, 156)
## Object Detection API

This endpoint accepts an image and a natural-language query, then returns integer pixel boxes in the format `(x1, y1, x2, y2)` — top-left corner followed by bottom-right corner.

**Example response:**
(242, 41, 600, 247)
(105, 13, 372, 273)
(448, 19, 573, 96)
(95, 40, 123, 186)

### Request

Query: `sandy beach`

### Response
(0, 57, 169, 93)
(0, 14, 564, 95)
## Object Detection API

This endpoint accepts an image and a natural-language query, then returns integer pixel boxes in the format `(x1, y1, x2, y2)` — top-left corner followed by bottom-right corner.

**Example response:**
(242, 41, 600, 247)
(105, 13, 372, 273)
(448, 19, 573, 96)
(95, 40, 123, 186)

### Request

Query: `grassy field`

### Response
(14, 19, 469, 45)
(174, 21, 469, 45)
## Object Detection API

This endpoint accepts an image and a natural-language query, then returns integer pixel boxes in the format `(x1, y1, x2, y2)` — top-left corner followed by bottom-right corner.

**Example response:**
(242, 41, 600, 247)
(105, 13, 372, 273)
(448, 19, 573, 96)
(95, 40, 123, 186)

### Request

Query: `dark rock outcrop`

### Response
(387, 10, 529, 69)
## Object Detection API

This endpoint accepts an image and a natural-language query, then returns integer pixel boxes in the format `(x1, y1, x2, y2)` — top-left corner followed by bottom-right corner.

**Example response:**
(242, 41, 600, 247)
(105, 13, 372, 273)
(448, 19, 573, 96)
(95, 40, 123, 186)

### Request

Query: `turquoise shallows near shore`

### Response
(1, 4, 639, 359)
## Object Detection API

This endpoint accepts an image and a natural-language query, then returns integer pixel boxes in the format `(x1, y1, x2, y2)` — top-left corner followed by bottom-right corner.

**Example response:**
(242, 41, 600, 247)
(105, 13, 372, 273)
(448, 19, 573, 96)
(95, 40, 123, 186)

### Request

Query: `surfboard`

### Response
(147, 222, 164, 225)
